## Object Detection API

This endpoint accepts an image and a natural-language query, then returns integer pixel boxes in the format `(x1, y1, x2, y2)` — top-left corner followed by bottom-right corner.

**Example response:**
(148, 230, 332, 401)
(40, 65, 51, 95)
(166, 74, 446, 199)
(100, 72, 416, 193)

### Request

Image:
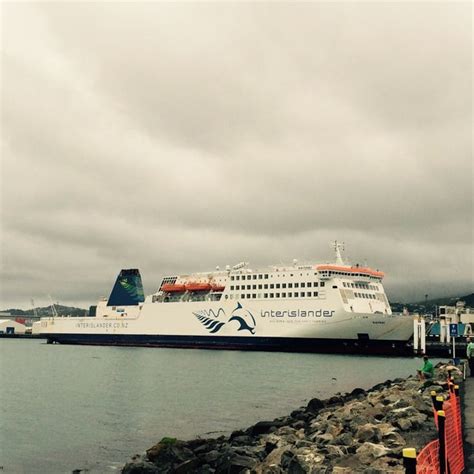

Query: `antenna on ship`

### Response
(333, 241, 345, 265)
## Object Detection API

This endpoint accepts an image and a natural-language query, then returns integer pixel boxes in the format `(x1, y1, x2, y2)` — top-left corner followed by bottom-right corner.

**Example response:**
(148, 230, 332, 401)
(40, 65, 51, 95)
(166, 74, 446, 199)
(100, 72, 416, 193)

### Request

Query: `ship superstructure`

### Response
(40, 243, 414, 354)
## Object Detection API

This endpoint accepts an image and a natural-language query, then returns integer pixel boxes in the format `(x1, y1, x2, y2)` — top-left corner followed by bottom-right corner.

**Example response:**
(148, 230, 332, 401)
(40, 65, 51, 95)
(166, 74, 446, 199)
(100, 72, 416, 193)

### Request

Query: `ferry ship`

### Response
(40, 243, 414, 355)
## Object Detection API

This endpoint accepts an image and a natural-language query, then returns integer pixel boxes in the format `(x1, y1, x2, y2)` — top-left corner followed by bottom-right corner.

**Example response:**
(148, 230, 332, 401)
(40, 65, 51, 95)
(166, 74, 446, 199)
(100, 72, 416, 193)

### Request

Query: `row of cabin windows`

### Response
(225, 292, 319, 300)
(355, 293, 377, 299)
(230, 272, 317, 281)
(343, 282, 377, 290)
(322, 270, 379, 279)
(230, 282, 325, 291)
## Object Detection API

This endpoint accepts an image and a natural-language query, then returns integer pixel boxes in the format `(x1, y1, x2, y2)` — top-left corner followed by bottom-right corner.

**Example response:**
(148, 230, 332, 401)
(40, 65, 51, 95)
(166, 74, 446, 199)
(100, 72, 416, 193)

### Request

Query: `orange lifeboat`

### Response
(185, 282, 212, 292)
(161, 283, 186, 293)
(211, 284, 226, 292)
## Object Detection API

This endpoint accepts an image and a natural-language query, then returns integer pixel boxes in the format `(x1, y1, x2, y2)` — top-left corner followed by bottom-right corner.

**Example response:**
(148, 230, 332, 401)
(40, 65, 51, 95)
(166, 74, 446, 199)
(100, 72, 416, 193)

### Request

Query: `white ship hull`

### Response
(40, 246, 415, 355)
(41, 299, 414, 355)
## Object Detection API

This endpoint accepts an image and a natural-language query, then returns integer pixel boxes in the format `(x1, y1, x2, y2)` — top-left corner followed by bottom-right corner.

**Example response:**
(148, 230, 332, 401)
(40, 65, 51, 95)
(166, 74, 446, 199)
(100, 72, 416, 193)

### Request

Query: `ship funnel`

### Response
(107, 269, 145, 306)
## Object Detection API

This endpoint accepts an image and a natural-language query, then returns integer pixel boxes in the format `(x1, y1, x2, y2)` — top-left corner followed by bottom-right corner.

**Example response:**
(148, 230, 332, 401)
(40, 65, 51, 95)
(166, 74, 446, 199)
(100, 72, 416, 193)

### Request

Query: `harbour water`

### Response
(1, 339, 431, 473)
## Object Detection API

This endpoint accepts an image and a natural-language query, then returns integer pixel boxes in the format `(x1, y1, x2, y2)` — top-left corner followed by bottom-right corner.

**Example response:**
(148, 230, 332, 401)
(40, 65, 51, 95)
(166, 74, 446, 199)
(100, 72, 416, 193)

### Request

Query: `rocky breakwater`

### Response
(123, 363, 461, 473)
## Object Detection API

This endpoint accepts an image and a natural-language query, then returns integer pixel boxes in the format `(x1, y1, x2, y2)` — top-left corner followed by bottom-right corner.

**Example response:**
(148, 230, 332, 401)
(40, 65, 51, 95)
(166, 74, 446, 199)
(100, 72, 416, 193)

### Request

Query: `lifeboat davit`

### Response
(185, 282, 212, 292)
(161, 283, 186, 293)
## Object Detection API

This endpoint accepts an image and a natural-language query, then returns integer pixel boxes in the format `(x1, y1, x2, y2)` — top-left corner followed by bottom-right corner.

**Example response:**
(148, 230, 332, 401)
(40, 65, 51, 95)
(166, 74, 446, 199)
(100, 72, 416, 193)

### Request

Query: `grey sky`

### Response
(1, 2, 472, 309)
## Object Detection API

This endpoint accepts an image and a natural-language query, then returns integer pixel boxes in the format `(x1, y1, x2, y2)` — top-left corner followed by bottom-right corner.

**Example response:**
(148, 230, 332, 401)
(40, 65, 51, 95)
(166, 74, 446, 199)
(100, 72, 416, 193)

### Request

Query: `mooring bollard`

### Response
(402, 448, 417, 474)
(438, 410, 446, 474)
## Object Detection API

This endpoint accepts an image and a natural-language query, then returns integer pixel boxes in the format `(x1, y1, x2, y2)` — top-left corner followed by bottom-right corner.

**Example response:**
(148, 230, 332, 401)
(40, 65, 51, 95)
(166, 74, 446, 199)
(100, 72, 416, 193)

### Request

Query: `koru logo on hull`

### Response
(193, 303, 256, 335)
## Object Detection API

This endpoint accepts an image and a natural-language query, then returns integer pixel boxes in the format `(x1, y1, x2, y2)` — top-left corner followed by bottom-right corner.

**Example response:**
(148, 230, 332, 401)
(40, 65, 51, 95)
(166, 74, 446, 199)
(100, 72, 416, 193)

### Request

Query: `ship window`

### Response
(247, 294, 251, 298)
(264, 274, 268, 279)
(276, 283, 280, 289)
(307, 292, 311, 297)
(288, 283, 293, 288)
(288, 292, 292, 297)
(307, 282, 311, 287)
(258, 284, 262, 289)
(295, 283, 299, 288)
(252, 285, 256, 290)
(313, 291, 318, 297)
(301, 283, 305, 288)
(231, 276, 234, 281)
(258, 293, 262, 298)
(270, 293, 274, 298)
(258, 274, 263, 279)
(282, 292, 286, 297)
(282, 283, 287, 288)
(270, 284, 274, 289)
(276, 293, 280, 298)
(225, 295, 228, 299)
(264, 293, 268, 298)
(236, 276, 240, 280)
(252, 294, 256, 298)
(264, 284, 268, 289)
(332, 285, 337, 289)
(290, 273, 293, 277)
(241, 294, 245, 299)
(321, 282, 325, 287)
(253, 275, 257, 280)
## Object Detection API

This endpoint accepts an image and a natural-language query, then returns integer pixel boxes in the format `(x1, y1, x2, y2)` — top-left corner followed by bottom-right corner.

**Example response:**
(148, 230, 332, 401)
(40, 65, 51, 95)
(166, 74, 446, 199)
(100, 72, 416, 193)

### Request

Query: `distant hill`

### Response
(391, 293, 474, 314)
(1, 305, 89, 317)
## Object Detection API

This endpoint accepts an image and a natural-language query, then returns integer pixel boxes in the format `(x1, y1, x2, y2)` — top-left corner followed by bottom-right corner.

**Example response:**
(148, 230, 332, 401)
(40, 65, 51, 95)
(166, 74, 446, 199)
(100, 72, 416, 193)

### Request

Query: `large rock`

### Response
(122, 460, 159, 474)
(355, 423, 381, 443)
(306, 397, 325, 414)
(285, 448, 325, 474)
(215, 452, 258, 473)
(249, 420, 285, 436)
(355, 442, 390, 464)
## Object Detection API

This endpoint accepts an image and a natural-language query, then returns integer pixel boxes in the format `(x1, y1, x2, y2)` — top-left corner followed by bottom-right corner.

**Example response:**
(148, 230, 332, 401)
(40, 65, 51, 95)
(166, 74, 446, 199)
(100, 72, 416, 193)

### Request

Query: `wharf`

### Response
(463, 375, 474, 472)
(424, 340, 468, 358)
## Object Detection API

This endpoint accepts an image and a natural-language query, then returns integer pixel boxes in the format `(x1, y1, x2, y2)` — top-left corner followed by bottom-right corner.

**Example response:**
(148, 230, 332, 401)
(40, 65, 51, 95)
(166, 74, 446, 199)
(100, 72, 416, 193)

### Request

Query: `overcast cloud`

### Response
(1, 2, 472, 309)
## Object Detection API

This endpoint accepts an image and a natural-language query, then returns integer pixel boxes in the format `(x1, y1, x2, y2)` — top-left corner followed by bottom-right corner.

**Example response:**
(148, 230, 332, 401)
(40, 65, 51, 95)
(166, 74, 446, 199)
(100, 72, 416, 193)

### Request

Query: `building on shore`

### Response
(0, 319, 26, 335)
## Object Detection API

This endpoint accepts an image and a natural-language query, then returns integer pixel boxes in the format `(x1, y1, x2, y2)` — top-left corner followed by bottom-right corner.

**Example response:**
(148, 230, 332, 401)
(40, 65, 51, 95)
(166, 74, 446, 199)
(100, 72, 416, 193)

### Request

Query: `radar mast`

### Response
(333, 240, 345, 265)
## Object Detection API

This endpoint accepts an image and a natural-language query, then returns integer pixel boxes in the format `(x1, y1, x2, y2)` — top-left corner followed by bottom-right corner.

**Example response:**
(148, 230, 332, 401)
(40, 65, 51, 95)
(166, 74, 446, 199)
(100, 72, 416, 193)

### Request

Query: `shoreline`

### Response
(122, 363, 461, 473)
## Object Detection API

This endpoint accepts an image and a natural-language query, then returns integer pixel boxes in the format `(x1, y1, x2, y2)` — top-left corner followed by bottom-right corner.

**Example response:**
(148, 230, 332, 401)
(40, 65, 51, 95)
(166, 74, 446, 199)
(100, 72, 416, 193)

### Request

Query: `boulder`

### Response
(122, 460, 159, 474)
(306, 398, 325, 414)
(355, 442, 390, 464)
(395, 418, 412, 431)
(215, 453, 258, 473)
(249, 420, 286, 436)
(173, 457, 200, 474)
(285, 448, 325, 474)
(355, 423, 380, 443)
